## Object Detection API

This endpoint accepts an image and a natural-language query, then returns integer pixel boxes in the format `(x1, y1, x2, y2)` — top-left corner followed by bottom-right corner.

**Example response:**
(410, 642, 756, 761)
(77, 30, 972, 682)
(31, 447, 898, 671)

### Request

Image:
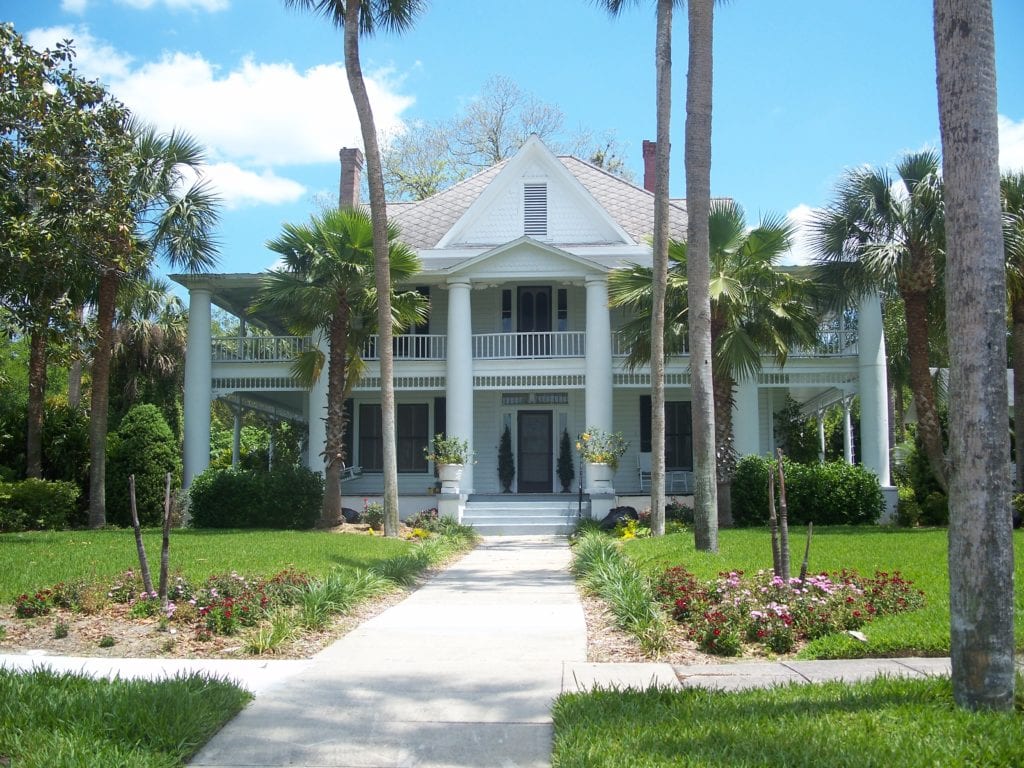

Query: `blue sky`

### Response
(6, 0, 1024, 280)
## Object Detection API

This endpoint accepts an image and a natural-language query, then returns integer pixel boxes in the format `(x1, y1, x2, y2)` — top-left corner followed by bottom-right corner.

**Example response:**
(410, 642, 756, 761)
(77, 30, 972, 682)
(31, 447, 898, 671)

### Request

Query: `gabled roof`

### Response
(444, 236, 608, 279)
(387, 138, 689, 250)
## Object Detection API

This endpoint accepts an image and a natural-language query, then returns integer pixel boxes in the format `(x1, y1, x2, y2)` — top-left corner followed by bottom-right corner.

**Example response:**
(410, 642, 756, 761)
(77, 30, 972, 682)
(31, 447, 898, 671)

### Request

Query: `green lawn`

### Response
(622, 527, 1024, 658)
(0, 528, 413, 600)
(0, 667, 251, 767)
(552, 676, 1024, 768)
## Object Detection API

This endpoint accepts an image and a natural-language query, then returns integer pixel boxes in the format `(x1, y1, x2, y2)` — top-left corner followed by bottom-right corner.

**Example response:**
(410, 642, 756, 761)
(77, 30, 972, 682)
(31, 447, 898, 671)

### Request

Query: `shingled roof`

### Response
(387, 155, 688, 250)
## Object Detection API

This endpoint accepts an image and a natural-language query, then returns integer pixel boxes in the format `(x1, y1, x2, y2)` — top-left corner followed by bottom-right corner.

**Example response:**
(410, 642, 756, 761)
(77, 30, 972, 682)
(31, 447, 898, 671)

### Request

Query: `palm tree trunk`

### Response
(345, 0, 400, 537)
(686, 0, 718, 552)
(321, 302, 350, 527)
(1013, 301, 1024, 492)
(25, 328, 47, 478)
(649, 0, 673, 538)
(88, 267, 119, 528)
(903, 290, 948, 492)
(712, 369, 735, 527)
(934, 0, 1016, 711)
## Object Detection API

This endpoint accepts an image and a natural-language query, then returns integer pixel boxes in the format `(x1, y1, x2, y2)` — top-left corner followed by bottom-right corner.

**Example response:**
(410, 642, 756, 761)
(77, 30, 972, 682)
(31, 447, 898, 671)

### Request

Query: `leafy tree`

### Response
(87, 121, 220, 528)
(812, 151, 947, 492)
(610, 201, 819, 517)
(0, 24, 123, 479)
(253, 207, 425, 526)
(106, 403, 181, 527)
(934, 0, 1015, 710)
(1001, 171, 1024, 491)
(285, 0, 425, 537)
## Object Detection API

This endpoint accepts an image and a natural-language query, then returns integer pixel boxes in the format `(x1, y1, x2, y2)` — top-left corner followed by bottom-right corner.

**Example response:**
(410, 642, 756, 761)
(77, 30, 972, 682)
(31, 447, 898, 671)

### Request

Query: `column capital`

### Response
(584, 274, 609, 287)
(446, 279, 472, 291)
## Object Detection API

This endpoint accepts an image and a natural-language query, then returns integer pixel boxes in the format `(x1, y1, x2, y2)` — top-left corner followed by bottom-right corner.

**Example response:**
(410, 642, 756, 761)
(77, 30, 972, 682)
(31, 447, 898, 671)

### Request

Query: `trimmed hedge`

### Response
(188, 464, 323, 529)
(732, 456, 885, 526)
(0, 478, 79, 531)
(107, 404, 182, 527)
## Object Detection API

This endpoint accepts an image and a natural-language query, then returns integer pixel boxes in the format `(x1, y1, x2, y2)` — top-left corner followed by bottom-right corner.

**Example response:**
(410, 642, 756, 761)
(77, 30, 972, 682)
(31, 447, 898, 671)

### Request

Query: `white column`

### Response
(306, 328, 328, 475)
(183, 286, 212, 488)
(842, 397, 854, 464)
(585, 276, 613, 433)
(858, 292, 891, 485)
(732, 376, 760, 457)
(446, 281, 474, 493)
(817, 412, 826, 463)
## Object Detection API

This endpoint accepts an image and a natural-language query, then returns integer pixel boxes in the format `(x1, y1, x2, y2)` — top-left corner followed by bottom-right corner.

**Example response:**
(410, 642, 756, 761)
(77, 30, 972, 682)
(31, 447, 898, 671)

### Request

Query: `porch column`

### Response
(446, 280, 474, 493)
(306, 328, 328, 475)
(585, 276, 613, 433)
(733, 376, 760, 457)
(842, 397, 854, 464)
(858, 291, 891, 485)
(817, 412, 826, 463)
(183, 286, 212, 488)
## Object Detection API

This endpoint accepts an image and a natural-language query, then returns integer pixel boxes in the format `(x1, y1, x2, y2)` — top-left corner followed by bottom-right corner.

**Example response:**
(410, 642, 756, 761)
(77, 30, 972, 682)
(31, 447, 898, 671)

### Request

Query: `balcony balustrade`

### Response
(211, 335, 310, 362)
(473, 331, 586, 359)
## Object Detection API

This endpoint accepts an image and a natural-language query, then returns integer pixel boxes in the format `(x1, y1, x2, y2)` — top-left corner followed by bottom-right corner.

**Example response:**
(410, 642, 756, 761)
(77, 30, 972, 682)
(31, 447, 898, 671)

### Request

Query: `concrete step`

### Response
(462, 500, 583, 536)
(467, 521, 579, 536)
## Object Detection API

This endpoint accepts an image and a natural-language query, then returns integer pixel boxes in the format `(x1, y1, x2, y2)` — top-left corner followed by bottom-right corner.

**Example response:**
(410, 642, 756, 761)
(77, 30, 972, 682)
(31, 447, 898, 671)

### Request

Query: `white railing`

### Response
(211, 335, 310, 362)
(612, 334, 689, 357)
(793, 329, 858, 357)
(473, 331, 586, 359)
(361, 334, 447, 361)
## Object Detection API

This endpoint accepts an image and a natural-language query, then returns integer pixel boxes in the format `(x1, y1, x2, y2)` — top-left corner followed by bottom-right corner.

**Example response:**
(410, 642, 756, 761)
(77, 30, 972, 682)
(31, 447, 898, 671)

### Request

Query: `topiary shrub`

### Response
(107, 404, 182, 527)
(189, 465, 322, 530)
(896, 485, 923, 527)
(731, 455, 884, 526)
(0, 478, 79, 531)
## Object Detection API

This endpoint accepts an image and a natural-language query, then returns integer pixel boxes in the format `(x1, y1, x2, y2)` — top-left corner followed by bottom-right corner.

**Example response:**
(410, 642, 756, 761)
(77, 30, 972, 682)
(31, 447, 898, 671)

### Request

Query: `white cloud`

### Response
(783, 203, 817, 266)
(23, 25, 415, 209)
(1000, 115, 1024, 172)
(202, 163, 306, 209)
(61, 0, 89, 14)
(116, 0, 229, 11)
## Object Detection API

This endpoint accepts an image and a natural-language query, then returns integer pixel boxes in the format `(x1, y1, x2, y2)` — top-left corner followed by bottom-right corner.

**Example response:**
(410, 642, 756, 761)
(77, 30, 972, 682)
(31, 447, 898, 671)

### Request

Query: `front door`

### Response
(517, 411, 553, 493)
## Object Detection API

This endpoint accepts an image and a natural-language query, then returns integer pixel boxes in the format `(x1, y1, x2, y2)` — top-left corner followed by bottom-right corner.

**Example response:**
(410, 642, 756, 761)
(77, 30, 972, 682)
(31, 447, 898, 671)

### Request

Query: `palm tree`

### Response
(1002, 171, 1024, 492)
(610, 200, 819, 515)
(595, 0, 680, 538)
(812, 151, 947, 493)
(88, 121, 219, 527)
(284, 0, 425, 538)
(253, 207, 425, 527)
(934, 0, 1015, 711)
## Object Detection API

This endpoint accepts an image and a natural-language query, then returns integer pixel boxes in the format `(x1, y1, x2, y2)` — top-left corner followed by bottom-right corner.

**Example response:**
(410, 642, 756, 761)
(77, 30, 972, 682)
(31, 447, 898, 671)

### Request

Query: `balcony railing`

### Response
(211, 335, 310, 362)
(473, 331, 586, 359)
(793, 329, 858, 357)
(361, 334, 447, 361)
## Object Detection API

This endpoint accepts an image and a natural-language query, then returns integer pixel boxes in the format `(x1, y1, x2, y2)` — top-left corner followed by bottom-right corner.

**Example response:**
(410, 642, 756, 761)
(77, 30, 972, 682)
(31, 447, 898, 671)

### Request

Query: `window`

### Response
(639, 395, 693, 470)
(524, 182, 547, 236)
(501, 289, 512, 332)
(358, 403, 430, 472)
(557, 288, 568, 332)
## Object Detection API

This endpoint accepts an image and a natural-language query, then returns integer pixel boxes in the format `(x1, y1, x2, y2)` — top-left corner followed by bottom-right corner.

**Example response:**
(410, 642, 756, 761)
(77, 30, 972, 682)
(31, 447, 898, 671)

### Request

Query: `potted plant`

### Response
(497, 425, 515, 492)
(424, 434, 471, 493)
(557, 429, 575, 492)
(576, 427, 628, 492)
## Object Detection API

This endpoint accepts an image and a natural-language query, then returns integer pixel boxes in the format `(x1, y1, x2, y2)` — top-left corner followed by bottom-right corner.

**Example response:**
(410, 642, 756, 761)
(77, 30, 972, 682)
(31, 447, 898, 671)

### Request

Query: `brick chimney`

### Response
(338, 147, 364, 209)
(642, 140, 656, 193)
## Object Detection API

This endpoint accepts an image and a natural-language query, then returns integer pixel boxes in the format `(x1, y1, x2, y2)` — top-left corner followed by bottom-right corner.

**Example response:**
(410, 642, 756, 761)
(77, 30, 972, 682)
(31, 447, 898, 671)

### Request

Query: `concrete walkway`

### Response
(191, 535, 587, 768)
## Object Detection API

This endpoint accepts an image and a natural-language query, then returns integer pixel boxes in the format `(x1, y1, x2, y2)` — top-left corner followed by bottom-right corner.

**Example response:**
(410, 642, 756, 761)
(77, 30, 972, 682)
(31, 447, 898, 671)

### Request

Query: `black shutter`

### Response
(640, 395, 652, 452)
(434, 397, 446, 438)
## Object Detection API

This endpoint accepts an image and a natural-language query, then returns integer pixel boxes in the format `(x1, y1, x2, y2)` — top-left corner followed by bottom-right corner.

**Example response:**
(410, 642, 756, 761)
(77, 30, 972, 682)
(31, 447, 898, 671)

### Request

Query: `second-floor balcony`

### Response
(212, 327, 859, 364)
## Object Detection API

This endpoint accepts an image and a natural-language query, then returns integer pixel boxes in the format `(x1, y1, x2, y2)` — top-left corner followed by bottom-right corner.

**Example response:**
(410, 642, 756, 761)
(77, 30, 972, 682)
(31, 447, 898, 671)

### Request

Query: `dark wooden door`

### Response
(517, 411, 553, 493)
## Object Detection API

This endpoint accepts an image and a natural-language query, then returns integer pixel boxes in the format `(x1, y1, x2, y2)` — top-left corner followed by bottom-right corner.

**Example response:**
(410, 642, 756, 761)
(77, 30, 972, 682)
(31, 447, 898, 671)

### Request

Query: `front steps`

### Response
(462, 494, 587, 536)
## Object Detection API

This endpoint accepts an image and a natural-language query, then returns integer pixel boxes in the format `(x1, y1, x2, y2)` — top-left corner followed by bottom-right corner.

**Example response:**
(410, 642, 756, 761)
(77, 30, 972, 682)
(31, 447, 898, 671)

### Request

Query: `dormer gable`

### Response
(435, 136, 634, 249)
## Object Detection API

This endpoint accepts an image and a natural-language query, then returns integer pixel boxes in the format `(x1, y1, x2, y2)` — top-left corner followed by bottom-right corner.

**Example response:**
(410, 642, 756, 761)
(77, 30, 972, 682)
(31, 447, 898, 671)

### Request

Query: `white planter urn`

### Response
(586, 462, 615, 493)
(438, 463, 464, 494)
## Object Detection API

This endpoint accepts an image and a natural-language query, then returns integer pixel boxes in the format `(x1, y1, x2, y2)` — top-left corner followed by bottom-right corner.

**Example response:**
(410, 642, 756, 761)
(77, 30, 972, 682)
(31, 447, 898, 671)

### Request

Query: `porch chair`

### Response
(637, 452, 652, 491)
(339, 463, 362, 481)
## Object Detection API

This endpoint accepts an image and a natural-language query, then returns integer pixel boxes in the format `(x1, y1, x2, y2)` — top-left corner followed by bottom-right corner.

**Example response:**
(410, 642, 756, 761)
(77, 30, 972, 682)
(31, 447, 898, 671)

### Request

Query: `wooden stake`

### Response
(158, 472, 172, 601)
(767, 467, 782, 577)
(128, 474, 155, 595)
(776, 449, 791, 580)
(799, 522, 813, 583)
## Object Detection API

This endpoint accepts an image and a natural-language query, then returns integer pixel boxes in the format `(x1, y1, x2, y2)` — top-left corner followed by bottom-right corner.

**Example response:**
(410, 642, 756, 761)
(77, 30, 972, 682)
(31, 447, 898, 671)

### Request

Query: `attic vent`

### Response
(523, 182, 548, 237)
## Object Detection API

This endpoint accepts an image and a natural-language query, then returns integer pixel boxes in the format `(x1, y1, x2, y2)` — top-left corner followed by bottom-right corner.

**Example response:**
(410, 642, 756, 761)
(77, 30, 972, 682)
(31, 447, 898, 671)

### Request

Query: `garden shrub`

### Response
(0, 478, 79, 531)
(731, 455, 884, 526)
(896, 485, 923, 527)
(41, 397, 90, 527)
(920, 491, 949, 527)
(189, 465, 322, 529)
(107, 404, 182, 527)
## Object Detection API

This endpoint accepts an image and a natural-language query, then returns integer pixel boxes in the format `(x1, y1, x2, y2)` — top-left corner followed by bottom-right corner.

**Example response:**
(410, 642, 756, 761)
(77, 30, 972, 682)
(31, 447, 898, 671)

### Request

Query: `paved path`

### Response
(191, 536, 587, 768)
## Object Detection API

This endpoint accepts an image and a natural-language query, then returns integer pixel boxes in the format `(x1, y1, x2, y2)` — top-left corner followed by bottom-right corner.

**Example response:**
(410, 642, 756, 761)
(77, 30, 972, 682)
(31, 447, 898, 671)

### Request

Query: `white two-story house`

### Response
(174, 136, 890, 522)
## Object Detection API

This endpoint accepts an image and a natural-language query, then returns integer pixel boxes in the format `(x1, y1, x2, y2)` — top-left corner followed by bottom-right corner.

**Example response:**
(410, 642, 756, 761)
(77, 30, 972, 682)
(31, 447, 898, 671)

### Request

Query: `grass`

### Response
(622, 527, 1024, 658)
(0, 667, 251, 767)
(0, 528, 414, 600)
(552, 675, 1024, 768)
